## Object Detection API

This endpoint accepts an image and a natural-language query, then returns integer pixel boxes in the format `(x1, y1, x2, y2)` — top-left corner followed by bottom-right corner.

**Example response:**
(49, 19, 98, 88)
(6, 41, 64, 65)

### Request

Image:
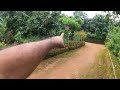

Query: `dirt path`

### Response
(28, 42, 105, 79)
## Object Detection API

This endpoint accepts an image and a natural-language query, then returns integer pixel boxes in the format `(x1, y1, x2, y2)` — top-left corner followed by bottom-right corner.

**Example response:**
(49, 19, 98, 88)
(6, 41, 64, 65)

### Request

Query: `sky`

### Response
(62, 11, 106, 18)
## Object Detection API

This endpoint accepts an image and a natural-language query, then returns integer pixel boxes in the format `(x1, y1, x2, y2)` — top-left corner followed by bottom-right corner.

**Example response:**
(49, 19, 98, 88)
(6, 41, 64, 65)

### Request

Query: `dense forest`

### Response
(0, 11, 120, 63)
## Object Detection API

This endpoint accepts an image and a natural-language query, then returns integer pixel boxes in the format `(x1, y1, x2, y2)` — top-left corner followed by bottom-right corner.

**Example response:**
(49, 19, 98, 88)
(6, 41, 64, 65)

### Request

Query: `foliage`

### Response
(59, 16, 81, 40)
(87, 32, 96, 39)
(0, 11, 87, 49)
(14, 31, 24, 43)
(0, 11, 62, 44)
(1, 11, 120, 64)
(82, 14, 111, 41)
(105, 26, 120, 63)
(113, 11, 120, 15)
(0, 42, 6, 48)
(73, 11, 85, 25)
(0, 17, 6, 42)
(73, 11, 87, 20)
(59, 16, 80, 31)
(74, 30, 87, 41)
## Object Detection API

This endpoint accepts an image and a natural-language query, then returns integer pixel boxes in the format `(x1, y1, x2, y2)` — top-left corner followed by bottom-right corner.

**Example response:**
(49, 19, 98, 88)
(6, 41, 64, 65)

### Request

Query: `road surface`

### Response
(28, 42, 105, 79)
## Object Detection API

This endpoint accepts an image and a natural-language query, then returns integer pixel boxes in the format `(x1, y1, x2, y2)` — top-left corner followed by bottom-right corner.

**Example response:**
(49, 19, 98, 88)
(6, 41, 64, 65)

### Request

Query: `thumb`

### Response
(60, 33, 64, 38)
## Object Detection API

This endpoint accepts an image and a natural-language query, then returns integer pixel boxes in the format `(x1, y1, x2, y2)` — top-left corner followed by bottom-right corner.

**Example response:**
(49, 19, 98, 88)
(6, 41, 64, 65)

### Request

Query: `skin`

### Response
(0, 33, 65, 79)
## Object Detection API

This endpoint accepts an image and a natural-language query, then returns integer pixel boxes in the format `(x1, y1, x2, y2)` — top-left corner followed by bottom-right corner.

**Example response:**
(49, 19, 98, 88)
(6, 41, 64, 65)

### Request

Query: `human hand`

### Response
(51, 33, 65, 48)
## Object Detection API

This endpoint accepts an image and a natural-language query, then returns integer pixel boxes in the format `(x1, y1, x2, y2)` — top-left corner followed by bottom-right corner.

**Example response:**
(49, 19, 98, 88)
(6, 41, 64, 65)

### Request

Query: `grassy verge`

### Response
(110, 51, 120, 79)
(84, 48, 114, 79)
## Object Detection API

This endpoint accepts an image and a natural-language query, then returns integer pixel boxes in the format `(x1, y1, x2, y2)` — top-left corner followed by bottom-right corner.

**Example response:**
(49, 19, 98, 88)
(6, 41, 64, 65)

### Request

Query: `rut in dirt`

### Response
(28, 42, 105, 79)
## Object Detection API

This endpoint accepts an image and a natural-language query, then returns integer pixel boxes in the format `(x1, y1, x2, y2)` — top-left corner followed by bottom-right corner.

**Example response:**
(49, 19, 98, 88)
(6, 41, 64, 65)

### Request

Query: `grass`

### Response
(110, 51, 120, 79)
(83, 48, 120, 79)
(83, 48, 115, 79)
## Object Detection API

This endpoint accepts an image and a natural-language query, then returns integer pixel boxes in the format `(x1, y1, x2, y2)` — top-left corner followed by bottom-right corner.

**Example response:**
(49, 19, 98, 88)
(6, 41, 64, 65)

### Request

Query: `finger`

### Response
(60, 33, 64, 38)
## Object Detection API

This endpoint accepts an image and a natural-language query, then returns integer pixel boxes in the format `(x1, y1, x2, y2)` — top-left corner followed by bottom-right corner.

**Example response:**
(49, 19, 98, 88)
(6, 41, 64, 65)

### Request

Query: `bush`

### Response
(105, 26, 120, 63)
(0, 42, 7, 48)
(86, 32, 104, 44)
(0, 17, 6, 42)
(87, 32, 96, 39)
(74, 30, 87, 41)
(59, 16, 81, 40)
(14, 31, 24, 43)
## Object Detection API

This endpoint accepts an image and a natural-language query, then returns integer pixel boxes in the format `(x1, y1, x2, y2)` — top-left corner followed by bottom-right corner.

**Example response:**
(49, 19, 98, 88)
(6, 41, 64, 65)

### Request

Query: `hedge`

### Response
(45, 41, 85, 59)
(85, 39, 104, 44)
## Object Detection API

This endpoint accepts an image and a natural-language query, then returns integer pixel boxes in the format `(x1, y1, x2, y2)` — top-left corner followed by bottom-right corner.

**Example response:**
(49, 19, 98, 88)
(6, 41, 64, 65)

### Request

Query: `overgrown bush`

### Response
(105, 26, 120, 63)
(86, 32, 105, 44)
(59, 16, 81, 40)
(87, 32, 96, 40)
(0, 17, 6, 42)
(14, 31, 24, 43)
(0, 42, 6, 48)
(74, 30, 87, 41)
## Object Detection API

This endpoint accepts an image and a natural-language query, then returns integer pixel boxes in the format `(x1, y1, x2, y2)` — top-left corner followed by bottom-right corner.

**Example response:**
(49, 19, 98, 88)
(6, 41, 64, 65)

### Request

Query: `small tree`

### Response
(0, 17, 6, 42)
(59, 16, 80, 40)
(74, 30, 87, 41)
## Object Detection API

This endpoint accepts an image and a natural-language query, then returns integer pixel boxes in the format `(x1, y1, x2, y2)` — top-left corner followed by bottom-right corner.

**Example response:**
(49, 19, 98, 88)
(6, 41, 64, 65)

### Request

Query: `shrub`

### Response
(14, 31, 24, 43)
(74, 30, 87, 41)
(105, 26, 120, 63)
(0, 42, 7, 48)
(87, 32, 96, 39)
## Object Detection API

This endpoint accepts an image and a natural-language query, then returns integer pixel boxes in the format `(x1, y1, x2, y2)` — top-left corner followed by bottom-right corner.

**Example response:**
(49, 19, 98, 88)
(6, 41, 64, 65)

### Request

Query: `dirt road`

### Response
(28, 42, 105, 79)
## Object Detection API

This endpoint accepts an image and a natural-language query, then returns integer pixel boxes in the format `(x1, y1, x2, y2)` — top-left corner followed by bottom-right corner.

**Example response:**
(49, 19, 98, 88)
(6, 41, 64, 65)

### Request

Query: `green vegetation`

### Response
(0, 11, 86, 59)
(105, 26, 120, 63)
(110, 51, 120, 78)
(0, 11, 115, 45)
(0, 11, 120, 66)
(81, 14, 112, 42)
(1, 11, 120, 78)
(0, 11, 84, 46)
(0, 42, 6, 48)
(59, 16, 83, 40)
(1, 11, 63, 44)
(74, 30, 87, 41)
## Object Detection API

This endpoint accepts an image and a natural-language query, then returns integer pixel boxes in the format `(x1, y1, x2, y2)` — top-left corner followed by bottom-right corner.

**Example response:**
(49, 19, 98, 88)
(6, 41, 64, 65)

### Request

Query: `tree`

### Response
(0, 17, 6, 42)
(112, 11, 120, 15)
(73, 11, 89, 31)
(104, 11, 120, 20)
(82, 14, 111, 41)
(73, 11, 88, 20)
(73, 11, 84, 27)
(59, 16, 80, 40)
(1, 11, 62, 44)
(81, 18, 92, 32)
(105, 26, 120, 63)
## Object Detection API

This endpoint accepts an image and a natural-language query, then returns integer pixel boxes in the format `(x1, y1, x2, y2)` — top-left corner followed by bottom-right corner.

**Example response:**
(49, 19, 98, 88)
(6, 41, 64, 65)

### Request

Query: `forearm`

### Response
(0, 32, 64, 79)
(0, 38, 53, 79)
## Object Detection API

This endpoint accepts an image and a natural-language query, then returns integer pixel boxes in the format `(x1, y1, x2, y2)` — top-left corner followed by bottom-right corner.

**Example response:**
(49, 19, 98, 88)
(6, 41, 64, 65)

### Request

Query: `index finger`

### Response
(60, 33, 64, 38)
